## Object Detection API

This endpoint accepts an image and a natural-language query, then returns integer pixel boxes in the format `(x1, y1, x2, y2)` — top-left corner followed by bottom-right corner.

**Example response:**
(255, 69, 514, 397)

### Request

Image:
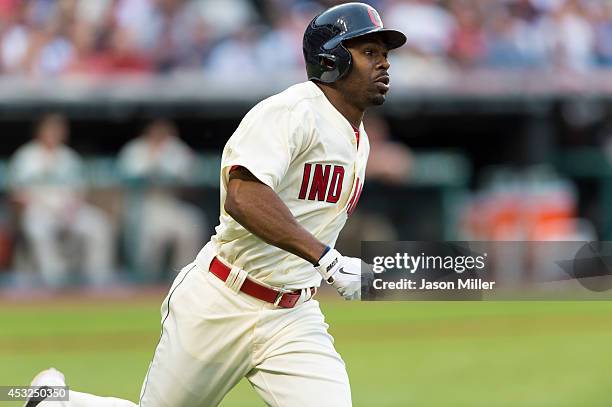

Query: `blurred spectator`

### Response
(30, 0, 74, 76)
(8, 113, 115, 287)
(540, 0, 595, 71)
(484, 0, 555, 69)
(117, 119, 207, 280)
(365, 113, 413, 184)
(447, 2, 486, 67)
(114, 0, 213, 72)
(484, 4, 543, 68)
(193, 0, 258, 41)
(205, 25, 265, 77)
(0, 0, 28, 74)
(254, 2, 319, 74)
(387, 0, 455, 58)
(592, 2, 612, 66)
(67, 27, 152, 75)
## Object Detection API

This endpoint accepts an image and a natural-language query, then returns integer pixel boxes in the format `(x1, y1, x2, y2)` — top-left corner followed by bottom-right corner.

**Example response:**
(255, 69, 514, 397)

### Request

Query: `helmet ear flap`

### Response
(308, 44, 351, 83)
(332, 44, 352, 81)
(318, 54, 337, 71)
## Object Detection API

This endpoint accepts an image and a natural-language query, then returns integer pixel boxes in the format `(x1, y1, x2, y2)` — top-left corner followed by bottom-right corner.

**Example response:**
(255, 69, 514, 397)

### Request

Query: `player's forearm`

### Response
(225, 176, 327, 265)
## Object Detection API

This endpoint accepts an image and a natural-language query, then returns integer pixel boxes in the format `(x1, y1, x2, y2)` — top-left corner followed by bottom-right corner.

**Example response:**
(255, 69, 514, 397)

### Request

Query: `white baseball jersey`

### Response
(197, 80, 369, 289)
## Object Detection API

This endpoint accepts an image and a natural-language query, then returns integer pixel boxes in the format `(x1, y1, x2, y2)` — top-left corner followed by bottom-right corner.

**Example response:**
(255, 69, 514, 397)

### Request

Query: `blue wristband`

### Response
(317, 246, 331, 264)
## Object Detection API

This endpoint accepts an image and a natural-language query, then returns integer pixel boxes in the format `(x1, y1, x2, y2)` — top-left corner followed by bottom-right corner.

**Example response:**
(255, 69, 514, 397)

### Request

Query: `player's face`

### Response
(37, 117, 68, 148)
(341, 36, 391, 108)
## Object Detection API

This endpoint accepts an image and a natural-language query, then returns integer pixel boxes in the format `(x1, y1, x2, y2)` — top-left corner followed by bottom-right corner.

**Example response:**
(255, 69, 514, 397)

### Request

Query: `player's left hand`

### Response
(315, 248, 372, 300)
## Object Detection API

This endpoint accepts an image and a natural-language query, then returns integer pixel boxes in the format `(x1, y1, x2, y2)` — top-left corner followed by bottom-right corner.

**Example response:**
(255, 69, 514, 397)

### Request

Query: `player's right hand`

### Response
(315, 248, 367, 300)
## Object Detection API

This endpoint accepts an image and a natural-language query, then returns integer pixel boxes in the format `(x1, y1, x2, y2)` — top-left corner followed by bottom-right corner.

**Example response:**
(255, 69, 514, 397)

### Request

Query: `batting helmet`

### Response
(303, 2, 406, 83)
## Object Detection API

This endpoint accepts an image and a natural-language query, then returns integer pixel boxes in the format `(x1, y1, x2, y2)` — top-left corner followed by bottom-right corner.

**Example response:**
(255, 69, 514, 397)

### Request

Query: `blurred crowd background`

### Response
(1, 0, 612, 76)
(0, 0, 611, 291)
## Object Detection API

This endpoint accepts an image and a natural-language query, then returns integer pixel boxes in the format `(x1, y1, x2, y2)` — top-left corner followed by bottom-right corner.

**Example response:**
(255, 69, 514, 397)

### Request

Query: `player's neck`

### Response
(316, 83, 364, 129)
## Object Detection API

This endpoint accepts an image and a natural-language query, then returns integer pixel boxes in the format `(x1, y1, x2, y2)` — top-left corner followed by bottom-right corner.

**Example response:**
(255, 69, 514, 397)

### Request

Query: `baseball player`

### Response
(26, 3, 406, 407)
(9, 113, 115, 287)
(117, 119, 208, 279)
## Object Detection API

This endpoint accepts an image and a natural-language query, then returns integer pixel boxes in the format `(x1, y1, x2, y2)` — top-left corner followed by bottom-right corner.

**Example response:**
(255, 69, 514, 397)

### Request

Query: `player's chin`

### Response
(369, 93, 386, 106)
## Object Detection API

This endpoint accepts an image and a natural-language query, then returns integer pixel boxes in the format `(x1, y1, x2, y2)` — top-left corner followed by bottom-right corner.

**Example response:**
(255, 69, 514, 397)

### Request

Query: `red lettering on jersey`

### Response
(298, 163, 312, 200)
(347, 179, 363, 216)
(298, 163, 346, 204)
(308, 164, 331, 201)
(326, 166, 345, 203)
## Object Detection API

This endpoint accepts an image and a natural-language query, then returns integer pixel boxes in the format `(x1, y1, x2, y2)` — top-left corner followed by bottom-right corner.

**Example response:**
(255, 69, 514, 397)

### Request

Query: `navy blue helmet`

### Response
(303, 2, 406, 83)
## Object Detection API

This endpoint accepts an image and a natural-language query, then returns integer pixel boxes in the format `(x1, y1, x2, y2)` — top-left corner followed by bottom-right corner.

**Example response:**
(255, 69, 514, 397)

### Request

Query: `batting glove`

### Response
(315, 248, 368, 300)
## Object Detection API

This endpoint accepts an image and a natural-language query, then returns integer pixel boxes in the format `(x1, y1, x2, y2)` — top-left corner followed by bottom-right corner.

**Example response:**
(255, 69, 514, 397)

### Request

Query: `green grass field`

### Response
(1, 298, 612, 406)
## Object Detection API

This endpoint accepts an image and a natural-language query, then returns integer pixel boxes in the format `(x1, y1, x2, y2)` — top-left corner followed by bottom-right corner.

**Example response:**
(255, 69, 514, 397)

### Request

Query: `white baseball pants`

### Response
(39, 246, 352, 406)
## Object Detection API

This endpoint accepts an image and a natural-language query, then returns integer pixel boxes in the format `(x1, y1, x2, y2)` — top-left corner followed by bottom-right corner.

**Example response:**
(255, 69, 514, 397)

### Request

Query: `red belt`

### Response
(209, 257, 315, 308)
